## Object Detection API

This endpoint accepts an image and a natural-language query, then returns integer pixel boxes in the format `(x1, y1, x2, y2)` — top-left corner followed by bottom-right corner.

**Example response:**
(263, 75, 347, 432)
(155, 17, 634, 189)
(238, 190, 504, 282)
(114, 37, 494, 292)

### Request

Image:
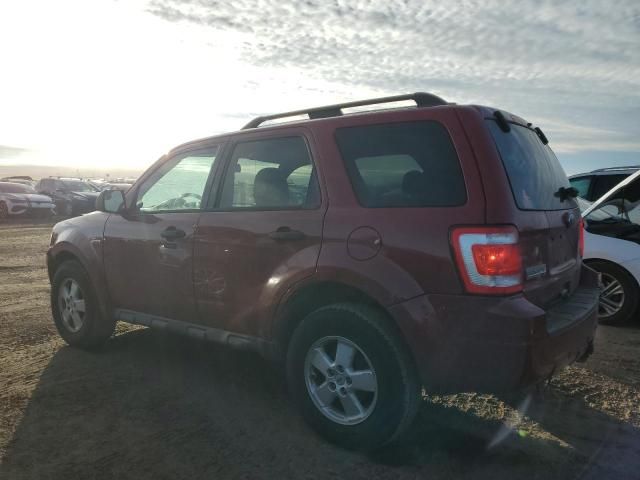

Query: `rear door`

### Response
(103, 145, 219, 323)
(193, 130, 325, 337)
(485, 120, 581, 308)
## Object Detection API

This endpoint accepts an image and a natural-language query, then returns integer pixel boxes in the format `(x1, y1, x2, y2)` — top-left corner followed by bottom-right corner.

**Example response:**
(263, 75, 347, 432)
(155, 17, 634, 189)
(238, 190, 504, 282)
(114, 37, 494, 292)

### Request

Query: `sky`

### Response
(0, 0, 638, 175)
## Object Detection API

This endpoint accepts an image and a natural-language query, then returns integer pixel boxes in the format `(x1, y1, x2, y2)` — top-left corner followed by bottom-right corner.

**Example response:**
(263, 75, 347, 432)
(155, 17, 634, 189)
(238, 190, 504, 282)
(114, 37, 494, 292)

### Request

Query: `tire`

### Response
(287, 303, 420, 450)
(51, 260, 116, 349)
(588, 260, 639, 325)
(0, 201, 8, 220)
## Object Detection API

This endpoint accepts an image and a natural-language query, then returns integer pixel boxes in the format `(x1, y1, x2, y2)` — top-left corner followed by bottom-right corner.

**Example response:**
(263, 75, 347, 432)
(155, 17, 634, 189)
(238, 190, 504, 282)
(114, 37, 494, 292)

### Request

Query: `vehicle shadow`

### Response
(1, 328, 639, 479)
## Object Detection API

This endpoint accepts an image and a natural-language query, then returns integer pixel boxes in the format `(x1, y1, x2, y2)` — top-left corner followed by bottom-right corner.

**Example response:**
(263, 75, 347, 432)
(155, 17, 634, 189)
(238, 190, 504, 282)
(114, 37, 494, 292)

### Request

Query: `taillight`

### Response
(578, 217, 585, 258)
(451, 226, 523, 294)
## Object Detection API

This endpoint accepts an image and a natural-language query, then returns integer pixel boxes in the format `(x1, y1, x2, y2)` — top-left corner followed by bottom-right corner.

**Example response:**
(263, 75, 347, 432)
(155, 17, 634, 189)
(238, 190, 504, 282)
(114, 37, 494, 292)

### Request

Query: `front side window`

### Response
(60, 180, 99, 192)
(137, 147, 218, 212)
(219, 136, 319, 210)
(335, 121, 466, 208)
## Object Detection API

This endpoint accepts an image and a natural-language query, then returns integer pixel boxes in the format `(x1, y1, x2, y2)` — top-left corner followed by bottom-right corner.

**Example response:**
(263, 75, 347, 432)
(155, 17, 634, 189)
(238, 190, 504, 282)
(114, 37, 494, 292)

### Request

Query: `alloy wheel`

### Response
(57, 278, 86, 333)
(304, 336, 378, 425)
(599, 272, 625, 318)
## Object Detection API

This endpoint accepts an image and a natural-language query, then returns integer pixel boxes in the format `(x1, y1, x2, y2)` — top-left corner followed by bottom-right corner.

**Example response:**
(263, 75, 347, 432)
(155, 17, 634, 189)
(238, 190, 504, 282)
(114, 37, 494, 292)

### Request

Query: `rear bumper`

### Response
(390, 264, 599, 394)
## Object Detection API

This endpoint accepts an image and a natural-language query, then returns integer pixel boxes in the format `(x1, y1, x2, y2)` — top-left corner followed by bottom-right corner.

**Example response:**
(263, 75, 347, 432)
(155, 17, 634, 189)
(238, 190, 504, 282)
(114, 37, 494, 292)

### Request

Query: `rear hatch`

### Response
(485, 118, 581, 309)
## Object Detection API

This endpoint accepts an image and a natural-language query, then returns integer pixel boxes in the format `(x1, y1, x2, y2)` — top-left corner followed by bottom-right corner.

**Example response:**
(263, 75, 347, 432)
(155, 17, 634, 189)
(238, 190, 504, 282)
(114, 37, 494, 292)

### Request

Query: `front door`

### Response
(194, 133, 325, 336)
(104, 146, 220, 323)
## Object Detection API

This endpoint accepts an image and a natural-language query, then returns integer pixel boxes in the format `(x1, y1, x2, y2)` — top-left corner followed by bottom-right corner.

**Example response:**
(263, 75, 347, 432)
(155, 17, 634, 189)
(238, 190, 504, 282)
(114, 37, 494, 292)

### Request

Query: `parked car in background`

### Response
(1, 175, 36, 188)
(579, 169, 640, 325)
(35, 178, 100, 217)
(569, 166, 640, 202)
(0, 181, 55, 219)
(98, 182, 133, 192)
(87, 179, 135, 192)
(46, 93, 599, 450)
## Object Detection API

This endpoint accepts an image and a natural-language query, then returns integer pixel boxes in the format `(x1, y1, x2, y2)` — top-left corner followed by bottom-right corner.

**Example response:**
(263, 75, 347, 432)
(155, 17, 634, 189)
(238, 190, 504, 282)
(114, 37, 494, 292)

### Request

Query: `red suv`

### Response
(47, 93, 599, 449)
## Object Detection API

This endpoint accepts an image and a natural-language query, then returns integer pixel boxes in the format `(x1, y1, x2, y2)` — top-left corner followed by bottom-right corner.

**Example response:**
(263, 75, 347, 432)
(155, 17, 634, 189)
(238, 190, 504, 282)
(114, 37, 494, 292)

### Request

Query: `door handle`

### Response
(268, 227, 306, 241)
(161, 226, 186, 240)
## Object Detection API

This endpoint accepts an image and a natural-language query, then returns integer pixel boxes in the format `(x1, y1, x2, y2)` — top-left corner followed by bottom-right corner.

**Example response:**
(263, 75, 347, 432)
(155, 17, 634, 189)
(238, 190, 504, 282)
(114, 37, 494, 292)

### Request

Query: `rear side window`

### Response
(569, 176, 592, 199)
(335, 121, 466, 208)
(487, 120, 576, 211)
(219, 136, 319, 210)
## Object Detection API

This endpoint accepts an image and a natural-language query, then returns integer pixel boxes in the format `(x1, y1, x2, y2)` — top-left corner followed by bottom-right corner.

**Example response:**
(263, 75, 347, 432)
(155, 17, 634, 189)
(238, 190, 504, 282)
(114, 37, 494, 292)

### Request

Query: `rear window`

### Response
(335, 121, 466, 208)
(487, 120, 576, 211)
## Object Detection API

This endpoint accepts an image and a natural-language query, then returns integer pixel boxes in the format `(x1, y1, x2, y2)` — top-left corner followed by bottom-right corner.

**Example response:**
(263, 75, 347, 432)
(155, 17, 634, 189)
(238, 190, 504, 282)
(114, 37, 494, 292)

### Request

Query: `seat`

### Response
(253, 168, 289, 208)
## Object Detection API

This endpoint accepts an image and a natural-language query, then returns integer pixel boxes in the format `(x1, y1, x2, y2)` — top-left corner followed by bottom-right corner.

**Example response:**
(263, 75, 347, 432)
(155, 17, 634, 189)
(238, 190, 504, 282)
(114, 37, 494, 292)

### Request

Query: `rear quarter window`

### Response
(569, 176, 592, 199)
(487, 120, 576, 211)
(335, 121, 466, 208)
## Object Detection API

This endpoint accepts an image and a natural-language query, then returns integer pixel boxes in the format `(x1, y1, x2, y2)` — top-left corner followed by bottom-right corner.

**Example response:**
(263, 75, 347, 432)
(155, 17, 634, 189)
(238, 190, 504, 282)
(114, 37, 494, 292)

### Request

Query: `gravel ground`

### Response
(0, 219, 639, 479)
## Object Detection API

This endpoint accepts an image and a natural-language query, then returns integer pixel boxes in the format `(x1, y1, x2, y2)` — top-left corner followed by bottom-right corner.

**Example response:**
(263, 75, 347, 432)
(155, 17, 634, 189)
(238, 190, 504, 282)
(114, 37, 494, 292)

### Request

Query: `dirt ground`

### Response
(1, 219, 639, 480)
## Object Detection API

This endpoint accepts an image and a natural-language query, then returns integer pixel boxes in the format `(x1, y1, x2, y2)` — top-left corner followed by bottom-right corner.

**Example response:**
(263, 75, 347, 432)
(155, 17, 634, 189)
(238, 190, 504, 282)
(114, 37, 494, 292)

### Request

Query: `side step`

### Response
(115, 309, 272, 356)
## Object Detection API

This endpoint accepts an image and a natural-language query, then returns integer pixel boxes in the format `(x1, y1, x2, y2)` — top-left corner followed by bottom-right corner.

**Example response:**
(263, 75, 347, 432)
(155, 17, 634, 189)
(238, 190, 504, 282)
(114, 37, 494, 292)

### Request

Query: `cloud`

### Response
(146, 0, 640, 156)
(0, 145, 31, 160)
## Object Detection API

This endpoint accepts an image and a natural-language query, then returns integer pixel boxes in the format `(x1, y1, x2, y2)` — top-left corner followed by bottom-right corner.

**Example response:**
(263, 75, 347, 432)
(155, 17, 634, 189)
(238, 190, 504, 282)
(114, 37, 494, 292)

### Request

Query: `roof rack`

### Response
(242, 92, 448, 129)
(591, 166, 640, 173)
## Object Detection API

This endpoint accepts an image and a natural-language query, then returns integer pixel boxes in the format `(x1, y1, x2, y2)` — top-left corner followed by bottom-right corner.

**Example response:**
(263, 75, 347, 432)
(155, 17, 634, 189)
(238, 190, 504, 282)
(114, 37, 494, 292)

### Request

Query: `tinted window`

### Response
(335, 121, 466, 208)
(487, 120, 576, 211)
(138, 148, 218, 212)
(219, 137, 319, 210)
(592, 174, 628, 201)
(569, 176, 592, 199)
(60, 180, 99, 192)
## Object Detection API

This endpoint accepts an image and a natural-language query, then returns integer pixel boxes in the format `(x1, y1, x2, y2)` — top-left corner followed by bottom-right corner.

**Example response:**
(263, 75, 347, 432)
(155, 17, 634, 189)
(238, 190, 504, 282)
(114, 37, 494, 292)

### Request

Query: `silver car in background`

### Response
(0, 182, 55, 219)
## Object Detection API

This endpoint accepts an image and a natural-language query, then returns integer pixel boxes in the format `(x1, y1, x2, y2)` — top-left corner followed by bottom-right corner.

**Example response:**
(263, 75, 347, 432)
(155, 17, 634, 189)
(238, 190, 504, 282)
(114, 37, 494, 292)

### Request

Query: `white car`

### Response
(580, 169, 640, 324)
(0, 181, 55, 219)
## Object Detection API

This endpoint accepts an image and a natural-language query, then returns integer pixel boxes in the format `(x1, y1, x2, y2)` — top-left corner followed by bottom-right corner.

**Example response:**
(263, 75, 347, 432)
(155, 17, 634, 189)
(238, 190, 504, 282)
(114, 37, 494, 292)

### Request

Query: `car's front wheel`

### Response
(51, 260, 115, 349)
(0, 201, 8, 219)
(588, 260, 639, 325)
(287, 303, 420, 450)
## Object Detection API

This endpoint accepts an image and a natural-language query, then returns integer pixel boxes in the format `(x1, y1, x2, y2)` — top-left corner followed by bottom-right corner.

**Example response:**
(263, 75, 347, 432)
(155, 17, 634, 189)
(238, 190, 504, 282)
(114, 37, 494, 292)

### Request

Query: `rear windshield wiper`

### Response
(554, 186, 579, 201)
(534, 127, 549, 145)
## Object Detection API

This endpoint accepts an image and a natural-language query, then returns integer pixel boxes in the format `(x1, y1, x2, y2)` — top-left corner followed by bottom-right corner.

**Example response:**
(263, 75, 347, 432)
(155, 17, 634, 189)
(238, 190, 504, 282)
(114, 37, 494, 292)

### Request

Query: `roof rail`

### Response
(591, 165, 640, 173)
(242, 92, 448, 129)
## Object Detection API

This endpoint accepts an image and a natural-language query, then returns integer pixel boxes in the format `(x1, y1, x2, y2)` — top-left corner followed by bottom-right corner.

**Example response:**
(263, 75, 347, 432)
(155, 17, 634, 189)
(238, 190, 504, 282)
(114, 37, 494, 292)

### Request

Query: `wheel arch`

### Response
(583, 257, 640, 288)
(47, 242, 112, 319)
(271, 280, 404, 361)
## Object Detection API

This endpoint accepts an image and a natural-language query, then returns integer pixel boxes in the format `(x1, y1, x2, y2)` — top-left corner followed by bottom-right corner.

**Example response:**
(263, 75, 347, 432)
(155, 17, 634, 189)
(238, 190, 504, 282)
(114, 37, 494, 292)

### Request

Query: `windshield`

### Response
(487, 120, 576, 211)
(61, 180, 98, 192)
(0, 182, 36, 194)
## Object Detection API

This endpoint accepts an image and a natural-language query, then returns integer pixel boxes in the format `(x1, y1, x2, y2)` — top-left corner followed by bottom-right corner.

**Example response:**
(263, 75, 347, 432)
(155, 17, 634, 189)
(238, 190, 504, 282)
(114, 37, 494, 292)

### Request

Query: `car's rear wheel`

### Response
(51, 260, 116, 349)
(588, 260, 638, 325)
(287, 303, 420, 450)
(0, 201, 8, 219)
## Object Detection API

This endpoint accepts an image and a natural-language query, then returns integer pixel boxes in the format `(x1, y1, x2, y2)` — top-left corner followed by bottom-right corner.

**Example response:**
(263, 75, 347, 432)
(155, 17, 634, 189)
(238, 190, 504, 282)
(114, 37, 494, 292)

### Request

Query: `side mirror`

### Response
(96, 189, 126, 213)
